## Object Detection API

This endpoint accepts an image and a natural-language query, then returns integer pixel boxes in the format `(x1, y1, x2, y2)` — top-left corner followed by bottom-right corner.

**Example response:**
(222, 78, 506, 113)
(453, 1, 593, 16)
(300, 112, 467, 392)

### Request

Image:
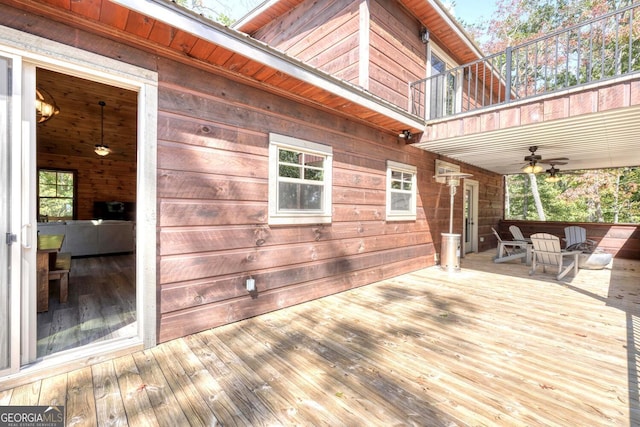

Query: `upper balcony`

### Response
(410, 3, 640, 122)
(408, 3, 640, 175)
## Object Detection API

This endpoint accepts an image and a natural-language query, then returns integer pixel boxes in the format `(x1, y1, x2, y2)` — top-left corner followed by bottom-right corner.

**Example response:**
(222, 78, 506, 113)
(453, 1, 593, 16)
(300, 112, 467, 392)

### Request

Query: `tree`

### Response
(505, 168, 640, 223)
(475, 0, 629, 54)
(174, 0, 264, 25)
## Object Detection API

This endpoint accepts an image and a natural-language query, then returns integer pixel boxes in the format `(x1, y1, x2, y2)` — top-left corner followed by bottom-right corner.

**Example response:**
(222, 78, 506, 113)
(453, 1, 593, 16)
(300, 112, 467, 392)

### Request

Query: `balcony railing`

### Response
(410, 3, 640, 121)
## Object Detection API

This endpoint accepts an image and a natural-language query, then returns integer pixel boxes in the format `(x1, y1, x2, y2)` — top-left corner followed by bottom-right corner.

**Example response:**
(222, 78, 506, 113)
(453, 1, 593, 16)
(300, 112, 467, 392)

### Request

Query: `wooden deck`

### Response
(2, 250, 639, 426)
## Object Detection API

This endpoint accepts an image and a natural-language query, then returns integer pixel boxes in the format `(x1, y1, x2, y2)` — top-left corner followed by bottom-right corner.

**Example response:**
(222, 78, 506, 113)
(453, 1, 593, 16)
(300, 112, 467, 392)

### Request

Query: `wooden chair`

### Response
(49, 252, 71, 304)
(564, 226, 596, 251)
(509, 225, 530, 242)
(529, 233, 581, 280)
(492, 227, 529, 264)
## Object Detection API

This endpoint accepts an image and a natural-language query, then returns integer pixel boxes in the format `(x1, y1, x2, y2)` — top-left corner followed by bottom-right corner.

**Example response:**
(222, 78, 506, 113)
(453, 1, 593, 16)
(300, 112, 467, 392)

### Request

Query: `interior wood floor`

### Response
(37, 254, 136, 358)
(4, 250, 640, 426)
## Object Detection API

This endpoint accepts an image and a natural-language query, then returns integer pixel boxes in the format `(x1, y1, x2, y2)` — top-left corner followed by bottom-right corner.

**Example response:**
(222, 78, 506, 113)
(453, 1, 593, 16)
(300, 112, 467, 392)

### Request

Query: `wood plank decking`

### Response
(37, 254, 136, 358)
(1, 251, 639, 426)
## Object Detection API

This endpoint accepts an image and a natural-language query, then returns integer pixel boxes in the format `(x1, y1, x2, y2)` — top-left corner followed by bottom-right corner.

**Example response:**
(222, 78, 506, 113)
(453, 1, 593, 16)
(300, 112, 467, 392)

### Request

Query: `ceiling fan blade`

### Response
(539, 157, 569, 164)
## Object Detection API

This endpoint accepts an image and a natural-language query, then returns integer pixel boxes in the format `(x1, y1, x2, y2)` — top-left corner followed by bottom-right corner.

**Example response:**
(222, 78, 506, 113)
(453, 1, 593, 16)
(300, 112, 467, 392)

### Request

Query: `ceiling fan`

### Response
(544, 162, 567, 182)
(521, 146, 569, 174)
(543, 161, 588, 182)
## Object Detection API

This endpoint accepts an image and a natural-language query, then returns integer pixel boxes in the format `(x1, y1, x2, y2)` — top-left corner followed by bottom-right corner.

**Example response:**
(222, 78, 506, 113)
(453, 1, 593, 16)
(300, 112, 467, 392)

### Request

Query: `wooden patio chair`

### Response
(509, 225, 530, 242)
(492, 227, 529, 264)
(529, 233, 581, 280)
(564, 226, 596, 252)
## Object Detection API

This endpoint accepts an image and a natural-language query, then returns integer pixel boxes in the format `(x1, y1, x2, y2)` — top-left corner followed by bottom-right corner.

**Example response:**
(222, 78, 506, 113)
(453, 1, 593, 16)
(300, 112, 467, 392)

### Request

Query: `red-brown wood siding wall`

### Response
(369, 0, 426, 110)
(154, 56, 505, 342)
(155, 57, 445, 342)
(251, 0, 361, 84)
(252, 0, 428, 111)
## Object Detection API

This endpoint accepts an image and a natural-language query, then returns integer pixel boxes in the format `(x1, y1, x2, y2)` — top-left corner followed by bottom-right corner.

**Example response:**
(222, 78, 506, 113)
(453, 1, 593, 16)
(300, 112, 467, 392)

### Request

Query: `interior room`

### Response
(35, 68, 138, 358)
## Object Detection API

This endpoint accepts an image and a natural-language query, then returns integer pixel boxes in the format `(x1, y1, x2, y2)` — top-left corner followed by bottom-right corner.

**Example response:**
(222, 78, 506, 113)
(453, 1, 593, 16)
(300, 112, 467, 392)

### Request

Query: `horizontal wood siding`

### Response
(369, 0, 426, 109)
(498, 220, 640, 260)
(251, 0, 361, 85)
(155, 55, 452, 342)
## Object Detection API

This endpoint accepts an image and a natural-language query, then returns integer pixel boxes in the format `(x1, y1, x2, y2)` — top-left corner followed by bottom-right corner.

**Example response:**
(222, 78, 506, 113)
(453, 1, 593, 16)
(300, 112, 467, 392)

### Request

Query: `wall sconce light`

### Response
(420, 28, 430, 44)
(35, 86, 60, 124)
(398, 130, 413, 141)
(94, 100, 111, 156)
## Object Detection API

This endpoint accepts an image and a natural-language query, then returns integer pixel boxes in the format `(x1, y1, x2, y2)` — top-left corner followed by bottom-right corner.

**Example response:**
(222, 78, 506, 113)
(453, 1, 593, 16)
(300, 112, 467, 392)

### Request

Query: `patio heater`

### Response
(436, 172, 473, 272)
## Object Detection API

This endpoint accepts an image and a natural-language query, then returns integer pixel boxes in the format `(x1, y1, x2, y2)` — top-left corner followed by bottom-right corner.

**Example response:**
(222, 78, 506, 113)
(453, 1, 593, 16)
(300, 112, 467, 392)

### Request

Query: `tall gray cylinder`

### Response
(440, 233, 461, 271)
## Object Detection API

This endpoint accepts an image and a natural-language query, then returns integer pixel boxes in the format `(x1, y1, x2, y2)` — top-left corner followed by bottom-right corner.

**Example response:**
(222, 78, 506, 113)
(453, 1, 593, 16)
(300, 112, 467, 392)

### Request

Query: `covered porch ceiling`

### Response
(413, 103, 640, 175)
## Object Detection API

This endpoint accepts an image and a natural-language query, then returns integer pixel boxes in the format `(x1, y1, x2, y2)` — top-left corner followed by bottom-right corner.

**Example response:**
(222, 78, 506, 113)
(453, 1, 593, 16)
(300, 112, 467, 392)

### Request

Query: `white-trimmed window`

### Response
(435, 159, 460, 183)
(386, 160, 417, 221)
(269, 133, 332, 225)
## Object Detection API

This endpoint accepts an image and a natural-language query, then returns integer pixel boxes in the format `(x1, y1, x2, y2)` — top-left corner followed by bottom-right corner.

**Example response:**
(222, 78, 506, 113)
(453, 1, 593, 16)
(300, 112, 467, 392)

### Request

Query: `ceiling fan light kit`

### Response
(522, 163, 544, 174)
(521, 146, 569, 180)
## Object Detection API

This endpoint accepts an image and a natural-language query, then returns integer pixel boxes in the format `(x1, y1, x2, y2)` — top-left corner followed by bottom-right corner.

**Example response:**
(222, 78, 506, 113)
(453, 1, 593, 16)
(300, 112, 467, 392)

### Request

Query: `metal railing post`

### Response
(505, 47, 512, 103)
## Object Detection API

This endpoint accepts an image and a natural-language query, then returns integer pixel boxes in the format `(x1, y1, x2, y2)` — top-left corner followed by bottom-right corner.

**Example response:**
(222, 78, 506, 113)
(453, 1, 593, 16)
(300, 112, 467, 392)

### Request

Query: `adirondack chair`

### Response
(564, 225, 612, 269)
(492, 227, 530, 264)
(509, 225, 530, 243)
(564, 226, 596, 252)
(529, 233, 581, 280)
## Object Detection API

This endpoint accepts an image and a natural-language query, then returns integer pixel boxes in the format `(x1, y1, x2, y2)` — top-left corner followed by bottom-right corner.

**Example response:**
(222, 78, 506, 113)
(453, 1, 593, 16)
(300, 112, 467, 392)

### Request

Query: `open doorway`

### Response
(35, 68, 138, 358)
(463, 179, 479, 254)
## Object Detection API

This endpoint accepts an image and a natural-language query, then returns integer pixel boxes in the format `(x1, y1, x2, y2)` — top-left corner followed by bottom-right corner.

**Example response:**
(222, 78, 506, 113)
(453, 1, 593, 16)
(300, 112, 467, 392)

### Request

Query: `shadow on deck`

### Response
(1, 250, 638, 426)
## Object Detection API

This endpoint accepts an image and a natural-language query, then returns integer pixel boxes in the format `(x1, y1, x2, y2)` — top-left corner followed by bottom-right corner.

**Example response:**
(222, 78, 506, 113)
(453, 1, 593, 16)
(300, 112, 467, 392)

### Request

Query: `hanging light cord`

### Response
(99, 100, 105, 146)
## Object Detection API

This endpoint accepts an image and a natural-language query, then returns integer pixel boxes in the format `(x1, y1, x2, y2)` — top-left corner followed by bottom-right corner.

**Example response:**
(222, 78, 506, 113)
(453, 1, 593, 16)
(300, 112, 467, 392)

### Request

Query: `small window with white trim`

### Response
(386, 160, 417, 221)
(435, 159, 460, 183)
(269, 133, 332, 225)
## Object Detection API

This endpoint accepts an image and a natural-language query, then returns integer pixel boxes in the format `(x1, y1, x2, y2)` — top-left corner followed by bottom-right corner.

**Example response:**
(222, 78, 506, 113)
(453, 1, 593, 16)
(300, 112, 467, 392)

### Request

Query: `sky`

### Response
(443, 0, 500, 26)
(203, 0, 500, 26)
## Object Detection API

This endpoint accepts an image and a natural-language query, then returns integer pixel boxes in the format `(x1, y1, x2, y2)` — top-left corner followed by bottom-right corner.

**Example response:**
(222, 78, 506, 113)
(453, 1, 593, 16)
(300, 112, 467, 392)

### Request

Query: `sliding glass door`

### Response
(0, 52, 27, 375)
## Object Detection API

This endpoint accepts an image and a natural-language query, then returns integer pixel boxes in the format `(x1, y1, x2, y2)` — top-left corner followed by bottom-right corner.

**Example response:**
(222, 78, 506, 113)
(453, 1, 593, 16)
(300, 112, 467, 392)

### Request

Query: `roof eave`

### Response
(112, 0, 424, 132)
(427, 0, 485, 59)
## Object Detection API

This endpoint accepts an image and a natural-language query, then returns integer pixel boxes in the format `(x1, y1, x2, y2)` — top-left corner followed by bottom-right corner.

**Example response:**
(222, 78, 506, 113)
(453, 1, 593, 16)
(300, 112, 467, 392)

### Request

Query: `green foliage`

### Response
(506, 167, 640, 223)
(38, 169, 74, 220)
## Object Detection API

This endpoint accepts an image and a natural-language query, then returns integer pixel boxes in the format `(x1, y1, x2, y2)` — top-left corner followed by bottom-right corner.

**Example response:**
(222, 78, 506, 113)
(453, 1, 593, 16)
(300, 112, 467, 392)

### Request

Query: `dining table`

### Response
(37, 233, 64, 312)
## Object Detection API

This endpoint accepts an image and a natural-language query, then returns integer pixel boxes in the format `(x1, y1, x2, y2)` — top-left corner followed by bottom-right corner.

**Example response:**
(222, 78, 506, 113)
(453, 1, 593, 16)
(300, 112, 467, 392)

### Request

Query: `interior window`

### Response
(38, 168, 76, 221)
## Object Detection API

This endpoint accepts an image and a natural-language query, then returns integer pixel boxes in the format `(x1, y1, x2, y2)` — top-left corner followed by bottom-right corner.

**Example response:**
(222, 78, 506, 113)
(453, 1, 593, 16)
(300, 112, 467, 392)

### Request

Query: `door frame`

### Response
(0, 51, 23, 377)
(463, 179, 479, 255)
(0, 25, 158, 375)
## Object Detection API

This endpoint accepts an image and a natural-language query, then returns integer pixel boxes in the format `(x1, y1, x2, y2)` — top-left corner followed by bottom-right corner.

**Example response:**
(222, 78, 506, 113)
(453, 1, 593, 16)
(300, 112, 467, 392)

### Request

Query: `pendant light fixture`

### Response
(35, 86, 60, 123)
(94, 100, 111, 156)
